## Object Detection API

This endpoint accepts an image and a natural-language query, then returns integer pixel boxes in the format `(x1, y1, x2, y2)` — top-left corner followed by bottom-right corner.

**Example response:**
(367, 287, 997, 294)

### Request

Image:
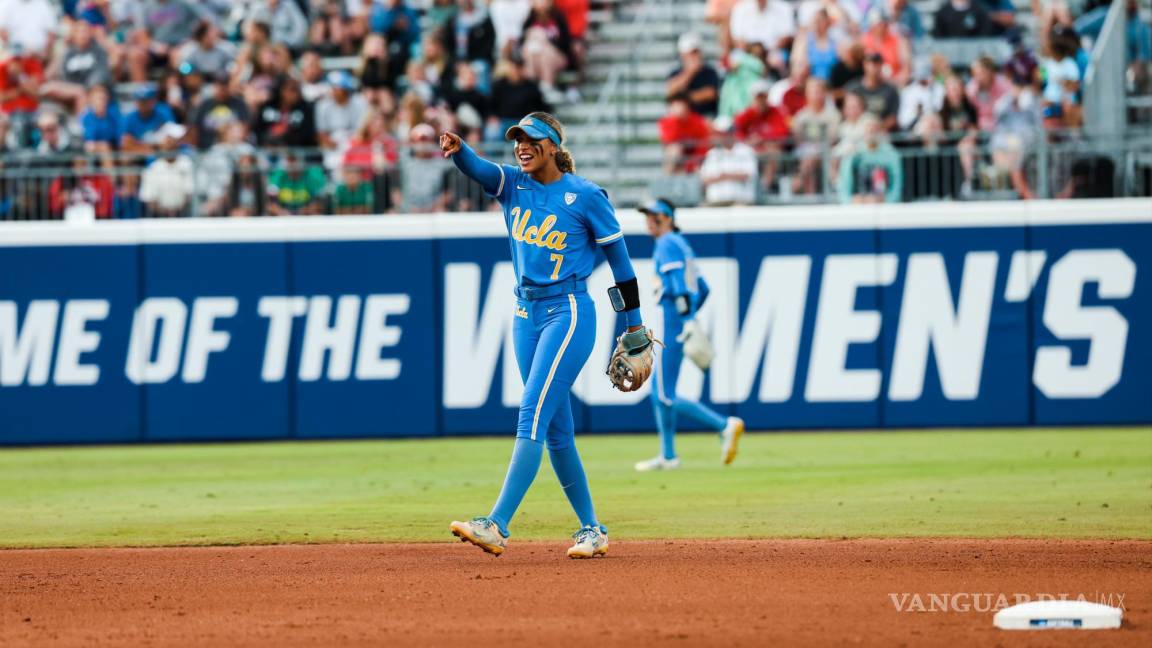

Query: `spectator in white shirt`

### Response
(0, 0, 59, 57)
(316, 70, 368, 161)
(140, 123, 196, 217)
(699, 117, 758, 206)
(490, 0, 532, 58)
(729, 0, 797, 71)
(897, 59, 944, 131)
(251, 0, 309, 51)
(797, 0, 862, 37)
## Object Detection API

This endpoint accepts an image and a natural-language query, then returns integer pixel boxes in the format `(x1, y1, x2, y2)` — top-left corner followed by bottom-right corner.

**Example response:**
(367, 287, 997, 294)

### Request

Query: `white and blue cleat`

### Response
(567, 525, 608, 559)
(450, 517, 507, 556)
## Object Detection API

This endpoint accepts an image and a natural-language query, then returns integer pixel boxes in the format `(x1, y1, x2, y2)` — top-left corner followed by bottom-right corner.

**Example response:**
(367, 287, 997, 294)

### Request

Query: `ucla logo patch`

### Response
(515, 305, 528, 319)
(564, 192, 577, 205)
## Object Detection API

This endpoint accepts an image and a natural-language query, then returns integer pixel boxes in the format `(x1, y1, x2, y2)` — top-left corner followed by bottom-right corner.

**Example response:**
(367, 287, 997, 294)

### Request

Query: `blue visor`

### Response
(505, 116, 562, 147)
(639, 199, 674, 219)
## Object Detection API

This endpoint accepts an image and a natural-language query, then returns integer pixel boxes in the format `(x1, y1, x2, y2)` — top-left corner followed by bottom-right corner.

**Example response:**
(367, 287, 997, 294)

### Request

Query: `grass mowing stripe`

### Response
(0, 428, 1148, 548)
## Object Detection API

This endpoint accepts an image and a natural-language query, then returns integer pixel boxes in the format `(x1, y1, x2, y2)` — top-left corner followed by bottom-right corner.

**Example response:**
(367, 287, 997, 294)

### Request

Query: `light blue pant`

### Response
(489, 291, 601, 536)
(651, 301, 728, 460)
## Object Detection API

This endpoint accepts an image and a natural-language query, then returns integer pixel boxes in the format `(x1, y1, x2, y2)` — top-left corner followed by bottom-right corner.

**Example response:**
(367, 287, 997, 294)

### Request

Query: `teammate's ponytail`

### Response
(528, 111, 576, 174)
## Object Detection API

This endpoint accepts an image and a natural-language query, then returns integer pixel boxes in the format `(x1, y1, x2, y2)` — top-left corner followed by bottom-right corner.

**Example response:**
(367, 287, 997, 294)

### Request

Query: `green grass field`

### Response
(1, 428, 1149, 548)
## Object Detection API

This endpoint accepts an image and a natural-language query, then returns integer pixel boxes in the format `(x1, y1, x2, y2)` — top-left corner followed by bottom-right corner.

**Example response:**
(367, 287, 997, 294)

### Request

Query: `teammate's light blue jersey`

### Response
(488, 163, 623, 287)
(653, 231, 708, 307)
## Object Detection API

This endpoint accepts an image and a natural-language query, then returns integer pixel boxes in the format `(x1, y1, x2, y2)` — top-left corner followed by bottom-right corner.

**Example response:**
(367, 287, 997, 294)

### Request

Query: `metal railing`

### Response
(0, 144, 515, 221)
(1, 130, 1149, 220)
(645, 129, 1152, 207)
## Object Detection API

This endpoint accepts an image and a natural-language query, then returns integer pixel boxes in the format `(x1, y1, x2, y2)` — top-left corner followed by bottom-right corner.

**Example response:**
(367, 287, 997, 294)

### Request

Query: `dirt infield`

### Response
(2, 539, 1149, 647)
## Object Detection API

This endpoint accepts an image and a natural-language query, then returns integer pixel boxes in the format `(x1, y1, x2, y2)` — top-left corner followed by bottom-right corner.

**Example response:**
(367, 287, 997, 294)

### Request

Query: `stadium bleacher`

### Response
(0, 0, 1148, 219)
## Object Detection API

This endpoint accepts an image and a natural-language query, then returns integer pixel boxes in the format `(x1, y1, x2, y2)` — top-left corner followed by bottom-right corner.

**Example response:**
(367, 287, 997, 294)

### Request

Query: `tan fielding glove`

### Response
(607, 327, 659, 392)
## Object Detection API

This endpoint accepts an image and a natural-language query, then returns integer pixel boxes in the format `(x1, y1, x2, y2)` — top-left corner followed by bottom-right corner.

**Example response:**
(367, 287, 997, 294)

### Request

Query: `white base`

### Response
(994, 601, 1122, 630)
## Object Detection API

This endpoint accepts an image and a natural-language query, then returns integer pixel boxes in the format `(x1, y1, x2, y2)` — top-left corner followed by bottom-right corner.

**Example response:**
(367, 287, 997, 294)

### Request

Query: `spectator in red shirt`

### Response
(49, 156, 115, 219)
(343, 110, 400, 174)
(734, 80, 790, 191)
(659, 93, 712, 174)
(771, 63, 810, 116)
(735, 81, 791, 145)
(0, 45, 44, 116)
(554, 0, 589, 78)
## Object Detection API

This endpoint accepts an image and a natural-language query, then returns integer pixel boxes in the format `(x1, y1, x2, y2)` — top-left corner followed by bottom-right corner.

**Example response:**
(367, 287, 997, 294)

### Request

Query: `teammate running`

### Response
(635, 198, 744, 471)
(441, 112, 656, 558)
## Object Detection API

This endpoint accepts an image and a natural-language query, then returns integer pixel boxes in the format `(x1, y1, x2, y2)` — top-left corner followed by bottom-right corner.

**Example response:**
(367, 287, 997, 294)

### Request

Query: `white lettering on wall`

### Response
(889, 252, 998, 401)
(299, 295, 361, 381)
(0, 300, 59, 387)
(442, 263, 519, 408)
(125, 298, 187, 384)
(1034, 250, 1135, 398)
(711, 256, 811, 404)
(257, 296, 308, 382)
(806, 254, 898, 402)
(53, 299, 109, 386)
(355, 294, 410, 380)
(181, 297, 238, 383)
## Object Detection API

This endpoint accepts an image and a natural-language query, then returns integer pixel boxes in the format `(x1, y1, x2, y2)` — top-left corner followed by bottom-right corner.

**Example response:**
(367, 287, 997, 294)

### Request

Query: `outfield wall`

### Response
(1, 199, 1149, 444)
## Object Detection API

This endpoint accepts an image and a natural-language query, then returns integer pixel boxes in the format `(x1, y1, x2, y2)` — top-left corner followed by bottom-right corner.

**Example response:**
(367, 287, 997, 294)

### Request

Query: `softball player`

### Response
(635, 199, 744, 471)
(441, 112, 656, 559)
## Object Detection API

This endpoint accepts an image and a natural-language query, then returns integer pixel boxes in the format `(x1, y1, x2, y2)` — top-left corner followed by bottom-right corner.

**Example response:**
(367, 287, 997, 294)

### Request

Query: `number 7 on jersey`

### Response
(549, 253, 564, 280)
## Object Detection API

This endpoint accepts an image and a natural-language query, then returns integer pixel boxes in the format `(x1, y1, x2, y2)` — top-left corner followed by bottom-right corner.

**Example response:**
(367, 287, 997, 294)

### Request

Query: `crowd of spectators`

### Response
(0, 0, 1147, 218)
(673, 0, 1152, 205)
(0, 0, 591, 219)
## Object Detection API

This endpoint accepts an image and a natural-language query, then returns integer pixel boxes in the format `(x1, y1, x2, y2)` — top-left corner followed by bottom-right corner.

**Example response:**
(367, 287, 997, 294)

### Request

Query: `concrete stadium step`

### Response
(561, 100, 667, 122)
(586, 60, 673, 82)
(581, 165, 668, 186)
(588, 42, 674, 62)
(575, 80, 670, 102)
(562, 122, 660, 143)
(587, 9, 614, 25)
(588, 184, 651, 206)
(597, 26, 718, 48)
(587, 40, 723, 64)
(608, 1, 709, 23)
(597, 20, 692, 40)
(566, 143, 665, 165)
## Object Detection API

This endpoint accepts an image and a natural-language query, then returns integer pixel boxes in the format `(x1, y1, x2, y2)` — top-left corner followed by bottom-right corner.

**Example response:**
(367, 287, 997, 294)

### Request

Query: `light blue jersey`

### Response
(448, 138, 644, 539)
(488, 164, 623, 287)
(653, 231, 709, 313)
(649, 230, 726, 461)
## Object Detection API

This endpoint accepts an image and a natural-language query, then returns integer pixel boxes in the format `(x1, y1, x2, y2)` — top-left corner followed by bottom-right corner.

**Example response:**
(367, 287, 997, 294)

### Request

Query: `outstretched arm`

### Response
(440, 132, 505, 197)
(601, 238, 643, 329)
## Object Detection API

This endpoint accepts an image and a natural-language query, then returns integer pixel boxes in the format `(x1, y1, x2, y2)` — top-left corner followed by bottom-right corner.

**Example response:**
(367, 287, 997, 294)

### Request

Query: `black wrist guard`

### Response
(607, 278, 641, 312)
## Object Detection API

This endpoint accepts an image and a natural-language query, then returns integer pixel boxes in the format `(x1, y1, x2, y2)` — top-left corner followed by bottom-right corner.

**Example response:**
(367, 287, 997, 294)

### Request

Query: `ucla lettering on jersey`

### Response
(510, 208, 568, 251)
(491, 163, 622, 287)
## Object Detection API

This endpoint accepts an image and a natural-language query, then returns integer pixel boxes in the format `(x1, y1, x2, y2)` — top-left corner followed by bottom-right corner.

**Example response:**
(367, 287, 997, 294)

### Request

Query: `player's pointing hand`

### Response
(440, 132, 462, 158)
